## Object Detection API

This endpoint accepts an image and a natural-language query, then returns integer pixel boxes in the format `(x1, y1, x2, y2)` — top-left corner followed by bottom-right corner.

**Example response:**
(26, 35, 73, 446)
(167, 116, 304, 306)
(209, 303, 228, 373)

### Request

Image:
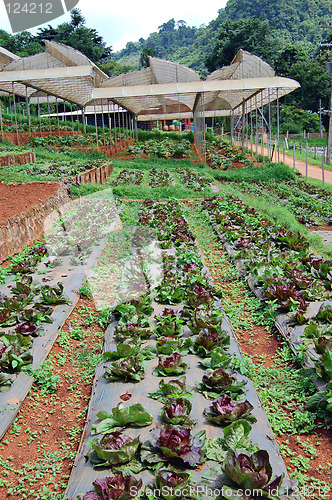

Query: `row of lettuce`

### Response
(0, 198, 117, 392)
(202, 194, 332, 414)
(78, 199, 296, 500)
(111, 167, 211, 192)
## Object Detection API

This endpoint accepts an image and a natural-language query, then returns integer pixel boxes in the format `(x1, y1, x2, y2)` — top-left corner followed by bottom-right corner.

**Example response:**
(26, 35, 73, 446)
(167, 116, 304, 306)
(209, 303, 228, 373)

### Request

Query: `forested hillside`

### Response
(115, 0, 332, 74)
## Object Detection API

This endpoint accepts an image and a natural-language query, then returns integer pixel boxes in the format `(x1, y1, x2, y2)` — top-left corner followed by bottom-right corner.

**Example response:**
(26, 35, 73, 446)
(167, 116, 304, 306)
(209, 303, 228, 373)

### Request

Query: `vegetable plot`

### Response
(66, 200, 298, 500)
(0, 194, 120, 439)
(202, 194, 332, 414)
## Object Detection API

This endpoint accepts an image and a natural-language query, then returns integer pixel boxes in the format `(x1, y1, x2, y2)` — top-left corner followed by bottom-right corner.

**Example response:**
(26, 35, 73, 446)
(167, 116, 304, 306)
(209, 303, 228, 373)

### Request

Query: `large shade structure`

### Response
(0, 41, 108, 105)
(93, 50, 299, 158)
(93, 51, 299, 119)
(0, 43, 300, 158)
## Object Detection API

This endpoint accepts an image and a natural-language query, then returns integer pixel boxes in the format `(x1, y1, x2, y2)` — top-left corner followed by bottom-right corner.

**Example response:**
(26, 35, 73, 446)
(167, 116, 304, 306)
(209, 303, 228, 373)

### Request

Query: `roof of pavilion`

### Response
(0, 43, 299, 116)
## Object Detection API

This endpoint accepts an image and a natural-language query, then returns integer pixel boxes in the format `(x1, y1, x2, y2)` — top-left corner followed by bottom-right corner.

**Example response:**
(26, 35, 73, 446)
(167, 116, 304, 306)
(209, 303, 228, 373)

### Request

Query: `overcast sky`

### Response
(0, 0, 227, 51)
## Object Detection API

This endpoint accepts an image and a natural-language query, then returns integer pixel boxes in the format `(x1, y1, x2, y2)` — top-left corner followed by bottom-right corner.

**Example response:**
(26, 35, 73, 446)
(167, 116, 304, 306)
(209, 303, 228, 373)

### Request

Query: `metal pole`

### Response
(47, 94, 52, 135)
(322, 149, 325, 185)
(70, 102, 74, 135)
(126, 111, 129, 141)
(277, 88, 280, 162)
(101, 100, 106, 147)
(82, 106, 86, 134)
(37, 93, 42, 138)
(25, 86, 31, 134)
(260, 92, 264, 163)
(305, 145, 308, 180)
(56, 98, 60, 137)
(93, 101, 99, 152)
(113, 104, 118, 151)
(117, 106, 121, 148)
(8, 91, 12, 123)
(283, 142, 285, 163)
(255, 94, 258, 157)
(293, 141, 296, 170)
(319, 98, 322, 138)
(327, 84, 332, 165)
(107, 100, 112, 153)
(12, 82, 19, 144)
(0, 98, 3, 141)
(122, 109, 125, 146)
(241, 99, 245, 150)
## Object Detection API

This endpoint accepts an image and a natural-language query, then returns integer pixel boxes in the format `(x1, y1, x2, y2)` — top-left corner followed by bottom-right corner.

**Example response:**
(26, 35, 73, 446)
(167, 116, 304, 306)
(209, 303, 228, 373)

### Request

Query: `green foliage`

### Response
(278, 105, 322, 134)
(140, 48, 156, 68)
(33, 361, 59, 394)
(213, 162, 296, 183)
(36, 9, 112, 63)
(205, 17, 275, 71)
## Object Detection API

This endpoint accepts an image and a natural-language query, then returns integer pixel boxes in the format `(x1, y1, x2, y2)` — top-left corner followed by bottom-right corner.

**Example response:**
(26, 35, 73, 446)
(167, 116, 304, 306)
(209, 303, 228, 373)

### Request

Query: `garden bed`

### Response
(0, 182, 70, 262)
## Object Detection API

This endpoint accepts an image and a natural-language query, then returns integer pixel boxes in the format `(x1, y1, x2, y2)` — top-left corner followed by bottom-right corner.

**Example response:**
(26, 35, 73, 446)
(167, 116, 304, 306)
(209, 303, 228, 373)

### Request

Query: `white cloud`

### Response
(0, 0, 227, 51)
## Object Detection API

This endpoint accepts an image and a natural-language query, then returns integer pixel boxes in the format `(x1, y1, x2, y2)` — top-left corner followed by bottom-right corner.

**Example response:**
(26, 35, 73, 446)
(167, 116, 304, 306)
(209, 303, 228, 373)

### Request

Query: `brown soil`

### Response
(308, 225, 332, 231)
(0, 182, 59, 223)
(0, 296, 104, 499)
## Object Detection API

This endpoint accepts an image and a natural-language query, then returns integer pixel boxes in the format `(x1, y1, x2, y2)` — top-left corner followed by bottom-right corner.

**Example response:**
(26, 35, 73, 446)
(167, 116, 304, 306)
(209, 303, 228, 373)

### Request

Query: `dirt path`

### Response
(235, 139, 332, 185)
(274, 149, 332, 185)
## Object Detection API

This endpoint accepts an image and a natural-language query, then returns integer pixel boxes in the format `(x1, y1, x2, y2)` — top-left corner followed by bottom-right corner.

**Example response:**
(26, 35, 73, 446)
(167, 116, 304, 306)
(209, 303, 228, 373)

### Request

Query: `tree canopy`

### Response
(36, 9, 112, 63)
(205, 17, 276, 72)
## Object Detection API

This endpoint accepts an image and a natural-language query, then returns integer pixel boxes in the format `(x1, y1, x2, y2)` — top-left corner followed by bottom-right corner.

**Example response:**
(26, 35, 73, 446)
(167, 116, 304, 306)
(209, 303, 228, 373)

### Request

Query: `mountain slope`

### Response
(115, 0, 332, 74)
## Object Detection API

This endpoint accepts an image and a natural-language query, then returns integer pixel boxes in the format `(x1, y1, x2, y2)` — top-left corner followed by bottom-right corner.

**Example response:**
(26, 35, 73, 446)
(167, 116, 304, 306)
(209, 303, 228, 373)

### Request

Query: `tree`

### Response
(274, 44, 330, 111)
(0, 30, 43, 57)
(139, 48, 156, 68)
(274, 44, 309, 76)
(98, 60, 134, 77)
(205, 17, 276, 72)
(36, 9, 112, 63)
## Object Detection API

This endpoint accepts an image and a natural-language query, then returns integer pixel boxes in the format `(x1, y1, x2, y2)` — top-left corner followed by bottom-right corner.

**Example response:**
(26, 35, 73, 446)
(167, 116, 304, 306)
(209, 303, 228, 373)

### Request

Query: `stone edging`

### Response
(0, 182, 70, 262)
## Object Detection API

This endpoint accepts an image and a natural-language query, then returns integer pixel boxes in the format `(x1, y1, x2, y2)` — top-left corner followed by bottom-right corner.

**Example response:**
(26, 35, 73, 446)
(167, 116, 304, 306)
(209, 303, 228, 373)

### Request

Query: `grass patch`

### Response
(212, 162, 296, 183)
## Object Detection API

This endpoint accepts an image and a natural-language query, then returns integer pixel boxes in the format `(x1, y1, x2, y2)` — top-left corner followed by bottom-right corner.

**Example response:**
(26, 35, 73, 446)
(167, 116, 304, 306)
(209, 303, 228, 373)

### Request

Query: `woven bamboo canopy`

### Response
(0, 42, 299, 116)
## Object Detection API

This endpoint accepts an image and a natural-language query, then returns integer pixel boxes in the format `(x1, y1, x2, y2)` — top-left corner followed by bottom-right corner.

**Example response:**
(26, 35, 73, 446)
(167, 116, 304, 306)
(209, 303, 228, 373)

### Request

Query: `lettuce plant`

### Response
(154, 309, 184, 337)
(194, 326, 230, 357)
(156, 336, 192, 356)
(19, 304, 53, 325)
(155, 353, 189, 376)
(162, 398, 193, 425)
(141, 424, 205, 467)
(114, 323, 151, 342)
(89, 431, 140, 467)
(149, 376, 193, 402)
(223, 450, 284, 500)
(15, 321, 41, 337)
(0, 332, 32, 373)
(40, 283, 69, 305)
(152, 469, 198, 500)
(83, 474, 143, 500)
(92, 403, 153, 435)
(264, 282, 308, 312)
(197, 368, 247, 399)
(103, 339, 156, 362)
(203, 395, 256, 425)
(103, 354, 145, 382)
(316, 304, 332, 324)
